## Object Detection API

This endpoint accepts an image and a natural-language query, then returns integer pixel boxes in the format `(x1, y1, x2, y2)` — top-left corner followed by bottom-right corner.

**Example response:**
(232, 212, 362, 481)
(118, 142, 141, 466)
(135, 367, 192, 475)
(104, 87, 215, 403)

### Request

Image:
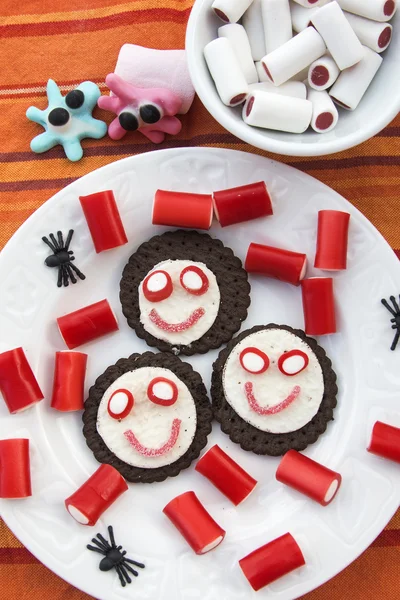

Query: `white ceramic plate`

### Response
(1, 148, 400, 600)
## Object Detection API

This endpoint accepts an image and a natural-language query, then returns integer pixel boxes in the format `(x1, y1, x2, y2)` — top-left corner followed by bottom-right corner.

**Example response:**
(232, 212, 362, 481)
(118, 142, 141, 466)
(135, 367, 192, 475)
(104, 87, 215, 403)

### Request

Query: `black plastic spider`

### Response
(42, 229, 85, 287)
(87, 525, 145, 587)
(381, 295, 400, 351)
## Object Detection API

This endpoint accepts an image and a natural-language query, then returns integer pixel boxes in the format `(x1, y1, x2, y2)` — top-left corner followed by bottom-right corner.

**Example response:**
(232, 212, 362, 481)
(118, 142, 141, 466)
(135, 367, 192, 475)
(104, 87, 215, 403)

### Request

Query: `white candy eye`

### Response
(143, 270, 173, 302)
(107, 389, 134, 420)
(239, 347, 270, 374)
(278, 350, 309, 376)
(180, 266, 209, 295)
(147, 377, 178, 406)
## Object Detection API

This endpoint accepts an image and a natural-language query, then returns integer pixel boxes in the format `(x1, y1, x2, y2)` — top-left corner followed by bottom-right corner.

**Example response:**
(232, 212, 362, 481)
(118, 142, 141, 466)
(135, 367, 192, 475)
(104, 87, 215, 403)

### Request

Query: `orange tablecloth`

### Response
(0, 1, 399, 598)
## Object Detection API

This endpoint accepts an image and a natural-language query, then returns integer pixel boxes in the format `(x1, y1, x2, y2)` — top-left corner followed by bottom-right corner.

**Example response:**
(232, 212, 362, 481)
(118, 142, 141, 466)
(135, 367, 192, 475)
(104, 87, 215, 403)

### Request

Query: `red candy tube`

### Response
(152, 189, 213, 230)
(245, 242, 307, 286)
(0, 347, 43, 414)
(212, 182, 273, 227)
(368, 421, 400, 464)
(239, 533, 305, 591)
(79, 190, 128, 253)
(51, 351, 88, 412)
(314, 210, 350, 270)
(195, 445, 257, 505)
(0, 439, 32, 498)
(301, 277, 336, 335)
(57, 299, 119, 349)
(65, 464, 128, 526)
(163, 491, 225, 554)
(276, 450, 342, 506)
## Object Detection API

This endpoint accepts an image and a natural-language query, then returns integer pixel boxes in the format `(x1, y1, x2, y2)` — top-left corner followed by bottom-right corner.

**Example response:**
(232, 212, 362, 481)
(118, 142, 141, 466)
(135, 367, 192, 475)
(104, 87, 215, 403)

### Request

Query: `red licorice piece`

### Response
(245, 242, 307, 286)
(180, 266, 209, 295)
(152, 190, 213, 230)
(314, 210, 350, 271)
(107, 389, 134, 420)
(143, 270, 173, 302)
(57, 299, 119, 349)
(195, 445, 257, 505)
(0, 347, 43, 414)
(213, 182, 273, 228)
(240, 347, 270, 374)
(276, 450, 342, 506)
(79, 190, 128, 253)
(65, 464, 128, 526)
(0, 439, 32, 499)
(368, 421, 400, 464)
(147, 377, 178, 406)
(278, 350, 309, 376)
(51, 351, 87, 412)
(301, 278, 336, 335)
(163, 491, 225, 554)
(239, 533, 305, 591)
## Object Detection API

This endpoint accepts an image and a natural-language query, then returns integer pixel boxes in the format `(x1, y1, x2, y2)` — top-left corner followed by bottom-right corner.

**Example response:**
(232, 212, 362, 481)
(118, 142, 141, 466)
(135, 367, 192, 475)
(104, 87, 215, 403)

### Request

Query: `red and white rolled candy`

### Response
(308, 55, 340, 91)
(261, 27, 326, 86)
(163, 491, 226, 554)
(314, 210, 350, 270)
(311, 1, 363, 70)
(368, 421, 400, 464)
(50, 351, 88, 412)
(276, 450, 342, 506)
(65, 464, 128, 526)
(152, 189, 213, 230)
(239, 533, 305, 591)
(212, 181, 273, 228)
(79, 190, 128, 253)
(245, 242, 307, 286)
(261, 0, 292, 54)
(344, 12, 393, 53)
(0, 347, 43, 414)
(218, 24, 258, 84)
(307, 88, 339, 133)
(242, 0, 266, 61)
(290, 1, 321, 33)
(0, 439, 32, 499)
(57, 299, 119, 350)
(195, 445, 257, 505)
(212, 0, 253, 23)
(337, 0, 397, 22)
(329, 46, 382, 110)
(204, 38, 248, 107)
(249, 80, 307, 99)
(301, 277, 337, 335)
(292, 0, 330, 6)
(243, 90, 312, 134)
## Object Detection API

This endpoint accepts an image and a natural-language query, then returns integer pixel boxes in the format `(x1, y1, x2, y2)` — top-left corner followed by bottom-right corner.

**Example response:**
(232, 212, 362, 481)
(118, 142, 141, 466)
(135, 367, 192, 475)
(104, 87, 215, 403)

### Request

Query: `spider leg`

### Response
(62, 265, 69, 287)
(91, 538, 109, 552)
(66, 264, 77, 284)
(108, 526, 116, 549)
(121, 561, 138, 577)
(57, 266, 63, 288)
(57, 231, 64, 250)
(86, 545, 106, 555)
(115, 565, 127, 587)
(119, 563, 132, 584)
(42, 236, 57, 253)
(381, 299, 397, 317)
(65, 229, 74, 251)
(97, 533, 112, 551)
(391, 331, 400, 351)
(125, 557, 145, 569)
(49, 233, 60, 251)
(390, 295, 400, 314)
(69, 262, 86, 280)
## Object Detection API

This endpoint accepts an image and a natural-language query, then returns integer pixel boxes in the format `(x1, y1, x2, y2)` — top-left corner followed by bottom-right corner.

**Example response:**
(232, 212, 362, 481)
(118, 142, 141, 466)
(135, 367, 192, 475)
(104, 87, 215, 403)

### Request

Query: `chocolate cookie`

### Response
(211, 324, 338, 456)
(83, 351, 213, 483)
(119, 230, 250, 356)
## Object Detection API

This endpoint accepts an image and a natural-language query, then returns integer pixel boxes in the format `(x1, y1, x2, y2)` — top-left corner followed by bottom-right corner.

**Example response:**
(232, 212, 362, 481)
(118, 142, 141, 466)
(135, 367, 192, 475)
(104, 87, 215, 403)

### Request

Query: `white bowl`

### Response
(186, 0, 400, 156)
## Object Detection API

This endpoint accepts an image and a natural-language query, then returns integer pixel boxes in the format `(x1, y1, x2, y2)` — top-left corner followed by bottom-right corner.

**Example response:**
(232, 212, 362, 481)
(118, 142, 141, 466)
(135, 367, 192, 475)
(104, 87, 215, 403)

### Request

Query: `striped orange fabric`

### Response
(0, 0, 399, 598)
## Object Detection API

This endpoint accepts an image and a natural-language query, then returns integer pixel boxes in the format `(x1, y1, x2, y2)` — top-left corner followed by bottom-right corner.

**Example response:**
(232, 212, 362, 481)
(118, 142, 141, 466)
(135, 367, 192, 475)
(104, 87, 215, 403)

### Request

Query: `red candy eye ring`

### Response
(278, 350, 309, 376)
(180, 266, 209, 295)
(148, 377, 178, 406)
(143, 270, 173, 302)
(240, 347, 270, 374)
(107, 389, 134, 420)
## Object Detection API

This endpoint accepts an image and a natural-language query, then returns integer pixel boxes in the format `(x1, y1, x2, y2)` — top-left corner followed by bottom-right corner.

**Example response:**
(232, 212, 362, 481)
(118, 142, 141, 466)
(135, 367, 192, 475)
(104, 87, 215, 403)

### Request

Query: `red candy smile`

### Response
(245, 382, 301, 415)
(149, 307, 205, 332)
(124, 418, 181, 457)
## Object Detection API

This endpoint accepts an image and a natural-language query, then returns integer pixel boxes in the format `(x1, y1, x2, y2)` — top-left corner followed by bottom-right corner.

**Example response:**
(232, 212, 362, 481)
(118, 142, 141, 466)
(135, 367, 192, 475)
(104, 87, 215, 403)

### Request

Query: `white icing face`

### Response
(222, 329, 324, 434)
(97, 367, 197, 469)
(138, 260, 220, 346)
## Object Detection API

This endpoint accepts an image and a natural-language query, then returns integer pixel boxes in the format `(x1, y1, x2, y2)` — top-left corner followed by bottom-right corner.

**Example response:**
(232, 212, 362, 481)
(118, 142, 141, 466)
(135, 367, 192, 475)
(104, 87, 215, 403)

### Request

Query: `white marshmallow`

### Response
(290, 1, 321, 32)
(261, 27, 326, 86)
(329, 45, 383, 110)
(307, 87, 339, 132)
(243, 89, 312, 132)
(212, 0, 254, 23)
(292, 0, 331, 5)
(311, 2, 363, 70)
(242, 0, 267, 60)
(204, 38, 249, 106)
(261, 0, 293, 53)
(336, 0, 397, 22)
(308, 54, 340, 90)
(248, 80, 308, 98)
(344, 12, 393, 53)
(218, 24, 259, 83)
